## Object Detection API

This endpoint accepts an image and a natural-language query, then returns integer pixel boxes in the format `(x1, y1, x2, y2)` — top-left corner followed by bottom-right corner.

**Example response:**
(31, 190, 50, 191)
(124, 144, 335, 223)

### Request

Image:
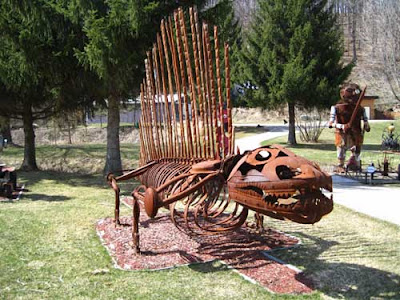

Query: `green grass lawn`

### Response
(263, 120, 400, 168)
(1, 121, 400, 299)
(1, 171, 399, 299)
(1, 143, 140, 174)
(1, 171, 322, 300)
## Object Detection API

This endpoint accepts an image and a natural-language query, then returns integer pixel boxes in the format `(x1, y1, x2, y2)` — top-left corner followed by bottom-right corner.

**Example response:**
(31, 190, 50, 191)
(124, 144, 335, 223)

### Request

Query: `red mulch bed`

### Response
(96, 197, 313, 294)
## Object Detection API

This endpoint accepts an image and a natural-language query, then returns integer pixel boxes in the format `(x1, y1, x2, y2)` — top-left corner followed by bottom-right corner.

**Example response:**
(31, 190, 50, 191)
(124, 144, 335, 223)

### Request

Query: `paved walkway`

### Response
(235, 124, 400, 226)
(235, 124, 288, 152)
(332, 175, 400, 226)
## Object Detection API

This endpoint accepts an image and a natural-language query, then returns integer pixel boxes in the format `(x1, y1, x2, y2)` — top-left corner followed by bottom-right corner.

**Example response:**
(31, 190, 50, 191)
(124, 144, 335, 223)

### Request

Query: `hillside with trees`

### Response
(233, 0, 400, 108)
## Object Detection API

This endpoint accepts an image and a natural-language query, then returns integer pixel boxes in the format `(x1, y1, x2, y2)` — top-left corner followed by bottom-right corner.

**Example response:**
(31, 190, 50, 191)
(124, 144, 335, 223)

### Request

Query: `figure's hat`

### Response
(340, 83, 361, 102)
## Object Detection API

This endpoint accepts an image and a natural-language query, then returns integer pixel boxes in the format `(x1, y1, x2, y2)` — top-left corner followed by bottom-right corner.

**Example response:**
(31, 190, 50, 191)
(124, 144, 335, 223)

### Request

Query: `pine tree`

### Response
(200, 0, 244, 106)
(0, 1, 93, 170)
(71, 0, 235, 174)
(241, 0, 352, 144)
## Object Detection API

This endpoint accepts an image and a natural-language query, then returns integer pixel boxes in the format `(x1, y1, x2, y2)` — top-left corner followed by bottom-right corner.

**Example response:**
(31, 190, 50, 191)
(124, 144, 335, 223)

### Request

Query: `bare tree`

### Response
(234, 0, 257, 29)
(361, 0, 400, 101)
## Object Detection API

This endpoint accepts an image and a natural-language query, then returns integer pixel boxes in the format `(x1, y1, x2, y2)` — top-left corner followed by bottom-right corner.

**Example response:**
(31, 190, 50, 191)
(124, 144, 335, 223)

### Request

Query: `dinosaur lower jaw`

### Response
(228, 185, 333, 224)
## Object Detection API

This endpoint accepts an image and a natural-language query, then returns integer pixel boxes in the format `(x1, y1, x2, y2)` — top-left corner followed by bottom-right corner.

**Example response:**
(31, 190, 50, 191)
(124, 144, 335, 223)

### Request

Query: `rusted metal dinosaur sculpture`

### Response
(107, 7, 333, 254)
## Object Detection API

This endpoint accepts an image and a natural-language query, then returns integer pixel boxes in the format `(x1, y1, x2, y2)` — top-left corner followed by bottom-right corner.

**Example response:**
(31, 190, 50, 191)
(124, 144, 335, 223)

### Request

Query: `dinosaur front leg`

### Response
(107, 175, 121, 225)
(107, 161, 156, 226)
(132, 195, 141, 254)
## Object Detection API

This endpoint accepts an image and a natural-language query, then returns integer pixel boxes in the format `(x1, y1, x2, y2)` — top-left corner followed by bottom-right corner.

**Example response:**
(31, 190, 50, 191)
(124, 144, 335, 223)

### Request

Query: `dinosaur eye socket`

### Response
(276, 165, 293, 179)
(255, 150, 270, 161)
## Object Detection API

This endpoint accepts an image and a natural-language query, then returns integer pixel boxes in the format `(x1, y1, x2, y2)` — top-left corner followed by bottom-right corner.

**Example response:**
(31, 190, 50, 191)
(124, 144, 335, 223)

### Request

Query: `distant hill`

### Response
(232, 0, 399, 113)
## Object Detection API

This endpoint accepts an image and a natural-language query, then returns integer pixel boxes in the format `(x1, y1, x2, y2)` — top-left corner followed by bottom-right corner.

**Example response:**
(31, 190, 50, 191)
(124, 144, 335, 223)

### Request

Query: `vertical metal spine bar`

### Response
(174, 13, 196, 157)
(224, 43, 233, 155)
(161, 19, 179, 157)
(231, 126, 235, 154)
(157, 31, 173, 158)
(152, 44, 166, 158)
(194, 10, 206, 158)
(168, 14, 187, 158)
(140, 81, 149, 160)
(189, 7, 204, 158)
(202, 23, 212, 158)
(214, 26, 224, 159)
(145, 61, 157, 160)
(138, 117, 146, 164)
(205, 26, 217, 158)
(179, 8, 199, 158)
(179, 9, 199, 159)
(147, 51, 162, 159)
(141, 84, 150, 162)
(140, 82, 152, 161)
(155, 36, 169, 158)
(143, 69, 156, 160)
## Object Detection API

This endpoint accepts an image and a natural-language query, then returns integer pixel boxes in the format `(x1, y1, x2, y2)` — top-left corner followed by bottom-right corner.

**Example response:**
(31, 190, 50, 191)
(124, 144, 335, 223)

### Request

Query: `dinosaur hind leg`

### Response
(255, 213, 264, 233)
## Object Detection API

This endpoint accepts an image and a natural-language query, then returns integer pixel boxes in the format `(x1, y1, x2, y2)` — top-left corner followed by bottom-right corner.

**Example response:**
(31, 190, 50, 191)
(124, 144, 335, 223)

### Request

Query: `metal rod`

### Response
(167, 16, 186, 158)
(152, 44, 166, 157)
(225, 43, 233, 155)
(214, 26, 224, 159)
(173, 11, 194, 158)
(179, 9, 199, 159)
(161, 19, 180, 157)
(157, 31, 173, 157)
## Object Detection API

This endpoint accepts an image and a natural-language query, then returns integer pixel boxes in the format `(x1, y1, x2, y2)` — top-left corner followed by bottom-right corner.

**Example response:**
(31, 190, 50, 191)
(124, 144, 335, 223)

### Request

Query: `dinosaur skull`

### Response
(227, 145, 333, 224)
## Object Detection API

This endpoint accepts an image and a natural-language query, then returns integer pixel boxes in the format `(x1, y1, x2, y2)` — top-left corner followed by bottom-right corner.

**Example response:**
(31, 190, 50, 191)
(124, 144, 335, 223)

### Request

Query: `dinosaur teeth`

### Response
(277, 197, 298, 205)
(323, 182, 333, 192)
(320, 188, 332, 199)
(294, 189, 301, 196)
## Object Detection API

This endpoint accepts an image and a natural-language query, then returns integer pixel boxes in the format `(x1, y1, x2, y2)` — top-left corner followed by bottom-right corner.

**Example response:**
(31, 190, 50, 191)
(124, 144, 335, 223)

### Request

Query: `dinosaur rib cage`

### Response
(134, 158, 248, 234)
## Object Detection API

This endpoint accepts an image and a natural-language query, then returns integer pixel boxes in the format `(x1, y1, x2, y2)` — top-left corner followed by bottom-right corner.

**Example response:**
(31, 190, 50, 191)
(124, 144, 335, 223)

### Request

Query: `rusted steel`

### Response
(168, 15, 186, 157)
(330, 83, 370, 171)
(107, 7, 334, 253)
(348, 86, 367, 128)
(225, 42, 233, 155)
(175, 11, 195, 158)
(189, 7, 203, 158)
(214, 26, 224, 159)
(152, 45, 166, 158)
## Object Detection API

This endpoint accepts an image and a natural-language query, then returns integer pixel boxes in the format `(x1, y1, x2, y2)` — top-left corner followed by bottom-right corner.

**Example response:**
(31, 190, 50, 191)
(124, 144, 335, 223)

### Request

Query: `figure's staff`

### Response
(347, 85, 367, 130)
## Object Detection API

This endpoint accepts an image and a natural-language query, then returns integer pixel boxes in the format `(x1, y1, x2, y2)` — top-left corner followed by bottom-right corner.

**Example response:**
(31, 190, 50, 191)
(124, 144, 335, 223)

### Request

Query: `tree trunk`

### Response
(287, 102, 297, 145)
(104, 95, 122, 175)
(0, 116, 12, 144)
(21, 100, 38, 171)
(66, 115, 72, 144)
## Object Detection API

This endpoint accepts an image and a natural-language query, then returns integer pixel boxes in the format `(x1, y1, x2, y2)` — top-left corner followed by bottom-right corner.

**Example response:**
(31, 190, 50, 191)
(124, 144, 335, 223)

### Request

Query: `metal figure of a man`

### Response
(328, 83, 370, 172)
